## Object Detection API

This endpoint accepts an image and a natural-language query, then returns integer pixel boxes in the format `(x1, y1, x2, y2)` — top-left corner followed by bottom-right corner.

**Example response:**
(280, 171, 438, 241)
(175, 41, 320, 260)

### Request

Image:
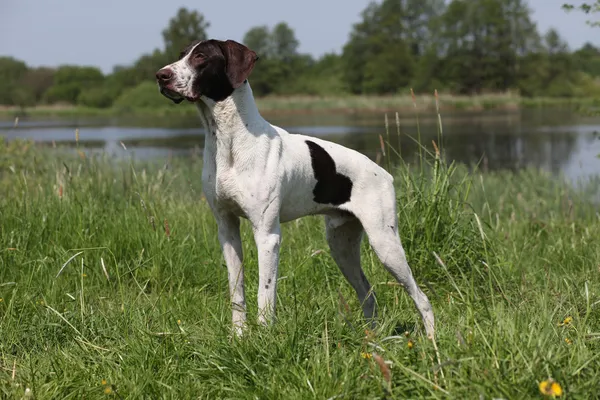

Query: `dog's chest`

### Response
(201, 139, 254, 217)
(202, 156, 239, 200)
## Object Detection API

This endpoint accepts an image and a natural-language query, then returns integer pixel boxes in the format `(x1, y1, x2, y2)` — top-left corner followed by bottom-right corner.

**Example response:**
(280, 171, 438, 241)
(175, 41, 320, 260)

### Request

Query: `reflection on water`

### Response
(2, 109, 600, 183)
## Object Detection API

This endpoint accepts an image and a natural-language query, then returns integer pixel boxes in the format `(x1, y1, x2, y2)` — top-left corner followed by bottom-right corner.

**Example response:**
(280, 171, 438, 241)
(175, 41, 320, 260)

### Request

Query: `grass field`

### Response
(1, 92, 599, 119)
(1, 114, 599, 399)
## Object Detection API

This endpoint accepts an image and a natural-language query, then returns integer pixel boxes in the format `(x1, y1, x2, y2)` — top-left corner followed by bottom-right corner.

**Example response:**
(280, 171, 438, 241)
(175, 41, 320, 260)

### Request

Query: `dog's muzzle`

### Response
(159, 87, 185, 104)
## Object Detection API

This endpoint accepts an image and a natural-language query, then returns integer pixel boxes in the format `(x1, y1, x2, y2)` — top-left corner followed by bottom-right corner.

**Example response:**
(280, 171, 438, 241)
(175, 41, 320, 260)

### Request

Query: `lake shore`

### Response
(0, 93, 597, 119)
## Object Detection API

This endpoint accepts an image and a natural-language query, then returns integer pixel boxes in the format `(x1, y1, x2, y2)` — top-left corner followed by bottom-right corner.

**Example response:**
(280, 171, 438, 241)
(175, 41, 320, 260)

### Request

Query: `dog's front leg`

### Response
(216, 212, 246, 336)
(252, 215, 281, 326)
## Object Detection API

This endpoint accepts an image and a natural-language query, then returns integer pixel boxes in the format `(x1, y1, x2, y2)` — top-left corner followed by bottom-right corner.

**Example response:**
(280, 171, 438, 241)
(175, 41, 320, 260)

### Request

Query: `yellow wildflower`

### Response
(360, 352, 372, 359)
(407, 339, 414, 349)
(539, 379, 563, 397)
(82, 273, 87, 278)
(104, 386, 112, 395)
(177, 319, 181, 325)
(0, 298, 3, 302)
(101, 379, 107, 385)
(558, 316, 572, 327)
(565, 338, 573, 345)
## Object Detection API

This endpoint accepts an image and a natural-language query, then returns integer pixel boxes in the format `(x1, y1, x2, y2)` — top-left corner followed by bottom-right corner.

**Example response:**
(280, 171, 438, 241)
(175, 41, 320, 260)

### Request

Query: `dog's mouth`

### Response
(159, 87, 185, 104)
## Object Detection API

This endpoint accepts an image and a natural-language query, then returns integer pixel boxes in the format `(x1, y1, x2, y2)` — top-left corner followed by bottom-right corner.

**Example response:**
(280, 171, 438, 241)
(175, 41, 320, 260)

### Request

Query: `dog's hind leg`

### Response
(352, 186, 435, 339)
(325, 213, 377, 324)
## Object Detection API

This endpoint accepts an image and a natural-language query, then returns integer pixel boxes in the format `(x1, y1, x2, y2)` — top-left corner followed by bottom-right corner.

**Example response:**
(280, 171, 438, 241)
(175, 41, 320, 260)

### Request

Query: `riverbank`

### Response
(1, 93, 598, 119)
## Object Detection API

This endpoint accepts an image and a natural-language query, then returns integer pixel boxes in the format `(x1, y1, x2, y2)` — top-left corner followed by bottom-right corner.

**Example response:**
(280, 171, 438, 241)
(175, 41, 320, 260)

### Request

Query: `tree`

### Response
(12, 87, 36, 109)
(543, 28, 577, 96)
(562, 1, 600, 27)
(20, 67, 55, 103)
(271, 22, 300, 61)
(162, 8, 210, 61)
(132, 49, 170, 84)
(437, 0, 540, 94)
(78, 87, 114, 108)
(362, 40, 414, 93)
(243, 26, 272, 58)
(0, 57, 28, 83)
(573, 42, 600, 76)
(0, 57, 28, 105)
(380, 0, 446, 57)
(241, 22, 306, 96)
(53, 65, 104, 86)
(286, 53, 348, 95)
(44, 65, 104, 104)
(342, 2, 380, 94)
(342, 0, 446, 94)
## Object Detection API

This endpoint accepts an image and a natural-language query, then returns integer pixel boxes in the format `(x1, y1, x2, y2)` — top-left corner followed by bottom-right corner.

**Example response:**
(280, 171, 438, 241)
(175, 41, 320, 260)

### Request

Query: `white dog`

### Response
(156, 39, 435, 339)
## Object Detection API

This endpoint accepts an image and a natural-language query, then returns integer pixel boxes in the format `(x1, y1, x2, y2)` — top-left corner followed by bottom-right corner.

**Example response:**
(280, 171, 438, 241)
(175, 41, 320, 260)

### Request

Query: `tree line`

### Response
(2, 0, 600, 109)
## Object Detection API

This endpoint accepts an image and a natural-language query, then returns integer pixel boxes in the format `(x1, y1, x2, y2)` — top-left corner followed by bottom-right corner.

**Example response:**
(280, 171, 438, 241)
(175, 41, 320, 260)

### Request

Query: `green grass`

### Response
(0, 114, 599, 399)
(1, 92, 599, 119)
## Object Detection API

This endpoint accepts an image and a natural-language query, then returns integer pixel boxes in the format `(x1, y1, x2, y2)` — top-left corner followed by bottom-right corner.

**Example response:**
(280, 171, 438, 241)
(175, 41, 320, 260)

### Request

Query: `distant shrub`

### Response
(573, 72, 600, 97)
(113, 81, 175, 110)
(78, 87, 115, 108)
(43, 83, 82, 104)
(12, 87, 36, 109)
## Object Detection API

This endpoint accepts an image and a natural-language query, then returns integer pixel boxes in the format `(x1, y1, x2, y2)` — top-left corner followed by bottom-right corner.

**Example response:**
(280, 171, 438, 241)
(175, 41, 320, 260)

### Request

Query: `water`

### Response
(2, 108, 600, 183)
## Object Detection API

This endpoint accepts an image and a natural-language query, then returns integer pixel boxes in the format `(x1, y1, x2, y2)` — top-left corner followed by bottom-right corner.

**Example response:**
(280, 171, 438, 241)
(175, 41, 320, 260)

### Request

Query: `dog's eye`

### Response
(193, 52, 206, 61)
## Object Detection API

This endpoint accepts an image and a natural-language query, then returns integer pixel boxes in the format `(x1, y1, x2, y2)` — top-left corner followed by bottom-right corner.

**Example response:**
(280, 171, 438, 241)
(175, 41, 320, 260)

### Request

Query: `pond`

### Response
(2, 108, 600, 183)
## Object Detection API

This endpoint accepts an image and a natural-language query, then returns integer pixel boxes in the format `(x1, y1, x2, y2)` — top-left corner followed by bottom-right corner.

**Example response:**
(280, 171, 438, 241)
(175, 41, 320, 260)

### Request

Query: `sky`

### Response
(0, 0, 598, 74)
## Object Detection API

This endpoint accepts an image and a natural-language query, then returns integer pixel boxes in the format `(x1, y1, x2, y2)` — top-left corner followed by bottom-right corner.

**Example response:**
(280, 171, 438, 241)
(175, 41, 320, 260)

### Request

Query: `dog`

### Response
(155, 39, 435, 339)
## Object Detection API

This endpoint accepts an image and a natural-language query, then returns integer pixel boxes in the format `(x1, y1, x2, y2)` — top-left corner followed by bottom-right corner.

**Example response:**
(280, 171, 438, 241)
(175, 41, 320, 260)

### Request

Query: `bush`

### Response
(43, 83, 82, 104)
(0, 83, 17, 105)
(11, 87, 36, 109)
(77, 87, 115, 108)
(113, 81, 176, 110)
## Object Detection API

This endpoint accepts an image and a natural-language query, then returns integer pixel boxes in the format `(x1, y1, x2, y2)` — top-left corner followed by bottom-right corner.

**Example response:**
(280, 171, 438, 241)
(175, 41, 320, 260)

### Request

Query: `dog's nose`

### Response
(156, 68, 173, 82)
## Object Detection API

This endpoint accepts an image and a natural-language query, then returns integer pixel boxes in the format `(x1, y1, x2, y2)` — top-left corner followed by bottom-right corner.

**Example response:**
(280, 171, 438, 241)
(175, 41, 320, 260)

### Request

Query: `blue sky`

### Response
(0, 0, 597, 73)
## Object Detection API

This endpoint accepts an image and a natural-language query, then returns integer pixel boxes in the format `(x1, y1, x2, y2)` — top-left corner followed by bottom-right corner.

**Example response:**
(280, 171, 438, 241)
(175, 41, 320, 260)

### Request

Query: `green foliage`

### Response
(271, 22, 300, 61)
(343, 0, 444, 94)
(10, 87, 36, 109)
(563, 1, 600, 26)
(243, 25, 272, 57)
(40, 65, 105, 105)
(77, 87, 115, 108)
(362, 40, 414, 94)
(574, 43, 600, 76)
(53, 65, 104, 86)
(0, 57, 27, 83)
(283, 53, 348, 95)
(241, 21, 313, 96)
(162, 7, 209, 61)
(113, 81, 178, 110)
(2, 4, 600, 109)
(42, 83, 82, 104)
(0, 57, 28, 105)
(20, 67, 55, 103)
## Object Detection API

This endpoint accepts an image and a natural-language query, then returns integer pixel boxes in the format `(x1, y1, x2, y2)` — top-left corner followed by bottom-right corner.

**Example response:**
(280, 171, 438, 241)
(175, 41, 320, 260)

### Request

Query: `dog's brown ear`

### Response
(219, 40, 259, 89)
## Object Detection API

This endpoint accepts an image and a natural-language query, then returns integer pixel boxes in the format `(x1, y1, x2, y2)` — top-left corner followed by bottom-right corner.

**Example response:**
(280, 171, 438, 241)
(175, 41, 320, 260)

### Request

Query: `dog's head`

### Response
(156, 39, 258, 104)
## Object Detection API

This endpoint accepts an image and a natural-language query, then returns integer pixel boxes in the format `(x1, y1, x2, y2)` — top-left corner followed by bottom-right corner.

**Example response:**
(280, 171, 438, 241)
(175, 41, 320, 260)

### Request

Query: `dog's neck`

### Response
(196, 82, 268, 171)
(195, 81, 264, 137)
